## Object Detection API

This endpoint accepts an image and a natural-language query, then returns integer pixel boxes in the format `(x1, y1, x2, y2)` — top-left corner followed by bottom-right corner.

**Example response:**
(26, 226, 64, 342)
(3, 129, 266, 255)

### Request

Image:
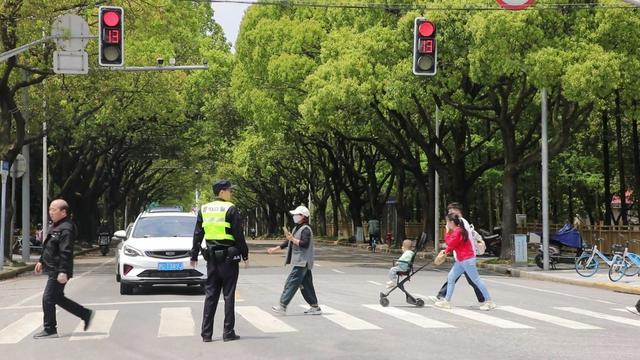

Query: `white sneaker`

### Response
(479, 300, 496, 311)
(271, 305, 287, 314)
(427, 295, 441, 303)
(433, 299, 451, 309)
(386, 281, 395, 288)
(304, 306, 322, 315)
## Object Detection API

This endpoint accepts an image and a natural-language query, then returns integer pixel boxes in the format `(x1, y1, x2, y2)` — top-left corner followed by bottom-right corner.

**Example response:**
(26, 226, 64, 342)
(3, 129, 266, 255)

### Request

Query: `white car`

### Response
(114, 210, 206, 295)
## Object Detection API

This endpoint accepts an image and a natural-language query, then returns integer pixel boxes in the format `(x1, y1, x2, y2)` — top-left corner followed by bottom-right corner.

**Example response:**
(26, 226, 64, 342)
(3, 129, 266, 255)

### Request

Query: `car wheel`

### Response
(120, 282, 133, 295)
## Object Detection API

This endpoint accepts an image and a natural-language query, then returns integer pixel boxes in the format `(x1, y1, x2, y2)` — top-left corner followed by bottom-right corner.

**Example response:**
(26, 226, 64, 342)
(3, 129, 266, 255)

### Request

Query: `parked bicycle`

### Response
(575, 243, 624, 277)
(608, 244, 640, 282)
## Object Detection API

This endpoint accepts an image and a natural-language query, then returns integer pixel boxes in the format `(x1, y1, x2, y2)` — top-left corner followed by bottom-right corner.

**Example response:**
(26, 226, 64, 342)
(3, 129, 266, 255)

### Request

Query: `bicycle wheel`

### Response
(608, 256, 626, 282)
(625, 253, 640, 276)
(575, 254, 599, 277)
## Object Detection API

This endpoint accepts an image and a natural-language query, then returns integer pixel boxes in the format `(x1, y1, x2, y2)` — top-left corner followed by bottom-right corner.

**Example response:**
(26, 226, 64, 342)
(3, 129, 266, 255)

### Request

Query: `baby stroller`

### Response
(379, 251, 426, 307)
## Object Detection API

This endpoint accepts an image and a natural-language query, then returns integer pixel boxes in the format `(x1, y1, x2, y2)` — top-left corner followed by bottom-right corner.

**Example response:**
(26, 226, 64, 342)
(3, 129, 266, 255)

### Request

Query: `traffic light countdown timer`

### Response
(98, 6, 124, 67)
(412, 17, 437, 76)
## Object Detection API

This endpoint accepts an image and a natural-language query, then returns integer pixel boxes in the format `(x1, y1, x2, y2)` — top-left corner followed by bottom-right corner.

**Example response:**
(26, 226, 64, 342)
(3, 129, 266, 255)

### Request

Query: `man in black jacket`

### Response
(33, 199, 94, 339)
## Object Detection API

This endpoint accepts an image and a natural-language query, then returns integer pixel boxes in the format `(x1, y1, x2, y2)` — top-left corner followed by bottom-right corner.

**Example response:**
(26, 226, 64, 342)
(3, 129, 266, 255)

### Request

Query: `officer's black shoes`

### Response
(202, 337, 212, 343)
(33, 330, 59, 339)
(222, 331, 240, 342)
(84, 309, 95, 331)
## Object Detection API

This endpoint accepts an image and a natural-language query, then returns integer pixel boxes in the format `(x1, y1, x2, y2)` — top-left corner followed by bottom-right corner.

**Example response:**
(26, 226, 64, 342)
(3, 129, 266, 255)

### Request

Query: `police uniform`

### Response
(191, 181, 248, 342)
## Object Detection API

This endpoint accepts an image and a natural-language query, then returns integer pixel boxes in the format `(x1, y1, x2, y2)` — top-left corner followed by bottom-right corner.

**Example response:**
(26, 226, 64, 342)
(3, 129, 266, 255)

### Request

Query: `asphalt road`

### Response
(1, 241, 639, 360)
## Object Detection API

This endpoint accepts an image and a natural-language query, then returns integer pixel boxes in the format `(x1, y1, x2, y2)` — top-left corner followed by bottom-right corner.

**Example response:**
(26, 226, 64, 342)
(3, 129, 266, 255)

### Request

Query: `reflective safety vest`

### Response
(201, 201, 235, 245)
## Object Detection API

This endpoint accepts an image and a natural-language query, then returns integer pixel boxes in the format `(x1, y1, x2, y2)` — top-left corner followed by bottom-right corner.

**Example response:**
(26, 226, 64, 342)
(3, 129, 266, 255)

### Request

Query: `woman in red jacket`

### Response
(434, 213, 495, 310)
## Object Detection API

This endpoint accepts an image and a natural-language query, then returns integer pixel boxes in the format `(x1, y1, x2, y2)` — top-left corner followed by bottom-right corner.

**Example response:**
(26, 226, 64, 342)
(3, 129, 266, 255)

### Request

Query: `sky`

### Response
(211, 2, 253, 49)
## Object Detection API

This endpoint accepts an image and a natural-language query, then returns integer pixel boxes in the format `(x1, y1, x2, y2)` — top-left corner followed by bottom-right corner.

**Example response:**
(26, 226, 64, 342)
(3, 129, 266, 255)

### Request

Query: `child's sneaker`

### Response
(479, 300, 496, 311)
(386, 281, 395, 288)
(271, 305, 287, 314)
(433, 299, 451, 309)
(304, 306, 322, 315)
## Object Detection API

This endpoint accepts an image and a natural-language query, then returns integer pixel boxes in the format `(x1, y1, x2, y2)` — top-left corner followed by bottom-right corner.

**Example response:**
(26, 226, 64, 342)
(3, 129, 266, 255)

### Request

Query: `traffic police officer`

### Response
(191, 180, 249, 342)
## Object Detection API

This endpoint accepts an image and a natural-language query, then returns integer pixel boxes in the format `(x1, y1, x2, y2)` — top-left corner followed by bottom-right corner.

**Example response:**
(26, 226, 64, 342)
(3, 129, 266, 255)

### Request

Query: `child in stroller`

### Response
(379, 239, 426, 307)
(387, 240, 414, 287)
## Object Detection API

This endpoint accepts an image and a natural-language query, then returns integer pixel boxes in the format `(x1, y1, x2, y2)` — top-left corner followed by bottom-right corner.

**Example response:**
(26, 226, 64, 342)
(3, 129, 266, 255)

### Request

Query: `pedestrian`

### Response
(434, 213, 495, 310)
(386, 239, 415, 288)
(429, 202, 487, 305)
(190, 179, 249, 343)
(267, 205, 321, 315)
(33, 199, 94, 339)
(368, 218, 380, 252)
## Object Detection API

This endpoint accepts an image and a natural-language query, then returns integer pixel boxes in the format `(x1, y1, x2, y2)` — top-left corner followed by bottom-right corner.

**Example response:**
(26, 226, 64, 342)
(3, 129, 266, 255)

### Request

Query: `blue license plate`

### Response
(158, 262, 183, 271)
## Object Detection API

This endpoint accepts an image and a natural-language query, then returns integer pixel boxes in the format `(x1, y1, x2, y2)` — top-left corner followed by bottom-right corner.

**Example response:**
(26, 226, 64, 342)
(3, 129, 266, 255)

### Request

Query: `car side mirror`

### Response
(113, 230, 127, 239)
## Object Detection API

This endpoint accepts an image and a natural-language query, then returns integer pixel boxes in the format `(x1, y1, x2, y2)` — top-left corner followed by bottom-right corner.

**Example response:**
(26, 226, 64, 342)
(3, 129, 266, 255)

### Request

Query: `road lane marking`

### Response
(0, 299, 249, 311)
(0, 312, 42, 344)
(363, 304, 454, 328)
(236, 306, 297, 333)
(70, 310, 119, 340)
(431, 306, 532, 329)
(158, 307, 195, 337)
(332, 269, 345, 274)
(483, 279, 616, 304)
(299, 305, 380, 330)
(499, 306, 600, 329)
(556, 307, 640, 327)
(368, 281, 383, 286)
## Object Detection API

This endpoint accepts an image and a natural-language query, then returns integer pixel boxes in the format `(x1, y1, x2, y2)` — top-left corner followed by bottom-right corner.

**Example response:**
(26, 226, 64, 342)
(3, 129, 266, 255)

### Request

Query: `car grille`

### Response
(137, 269, 204, 278)
(145, 250, 190, 259)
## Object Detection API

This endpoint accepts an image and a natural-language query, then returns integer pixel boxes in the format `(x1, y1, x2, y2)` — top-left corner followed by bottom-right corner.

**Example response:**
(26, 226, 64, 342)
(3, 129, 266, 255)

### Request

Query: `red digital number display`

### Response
(419, 39, 433, 54)
(106, 29, 120, 44)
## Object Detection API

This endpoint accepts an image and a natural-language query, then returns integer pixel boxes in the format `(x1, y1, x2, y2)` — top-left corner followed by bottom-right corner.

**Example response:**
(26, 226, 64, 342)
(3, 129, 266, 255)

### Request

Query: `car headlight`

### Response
(123, 244, 143, 257)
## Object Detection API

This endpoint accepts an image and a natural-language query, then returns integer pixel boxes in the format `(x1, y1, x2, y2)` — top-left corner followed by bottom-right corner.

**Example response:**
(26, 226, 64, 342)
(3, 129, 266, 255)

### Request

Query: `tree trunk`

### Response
(501, 169, 517, 258)
(614, 91, 628, 225)
(603, 110, 612, 225)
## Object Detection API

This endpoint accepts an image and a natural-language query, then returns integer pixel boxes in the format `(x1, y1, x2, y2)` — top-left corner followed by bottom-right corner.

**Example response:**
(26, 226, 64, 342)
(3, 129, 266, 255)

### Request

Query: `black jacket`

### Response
(40, 217, 76, 277)
(191, 198, 249, 262)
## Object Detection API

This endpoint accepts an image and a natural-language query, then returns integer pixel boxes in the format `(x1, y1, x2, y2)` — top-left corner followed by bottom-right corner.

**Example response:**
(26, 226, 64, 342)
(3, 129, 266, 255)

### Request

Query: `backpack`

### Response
(470, 224, 486, 256)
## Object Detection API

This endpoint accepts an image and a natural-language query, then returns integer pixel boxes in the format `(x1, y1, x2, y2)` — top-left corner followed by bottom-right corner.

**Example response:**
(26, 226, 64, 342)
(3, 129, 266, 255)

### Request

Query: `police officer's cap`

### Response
(212, 179, 235, 194)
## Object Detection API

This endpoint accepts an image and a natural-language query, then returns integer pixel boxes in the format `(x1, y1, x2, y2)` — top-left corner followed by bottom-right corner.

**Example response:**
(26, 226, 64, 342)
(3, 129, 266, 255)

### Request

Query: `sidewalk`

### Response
(321, 239, 640, 296)
(0, 246, 99, 281)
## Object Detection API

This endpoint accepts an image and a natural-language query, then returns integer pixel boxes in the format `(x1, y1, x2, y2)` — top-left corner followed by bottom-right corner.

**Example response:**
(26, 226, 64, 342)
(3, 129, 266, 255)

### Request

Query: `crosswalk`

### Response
(1, 303, 639, 344)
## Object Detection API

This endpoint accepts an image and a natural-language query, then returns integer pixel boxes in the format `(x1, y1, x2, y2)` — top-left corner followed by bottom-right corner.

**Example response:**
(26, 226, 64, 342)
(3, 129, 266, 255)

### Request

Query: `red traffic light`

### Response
(102, 11, 121, 27)
(418, 22, 435, 37)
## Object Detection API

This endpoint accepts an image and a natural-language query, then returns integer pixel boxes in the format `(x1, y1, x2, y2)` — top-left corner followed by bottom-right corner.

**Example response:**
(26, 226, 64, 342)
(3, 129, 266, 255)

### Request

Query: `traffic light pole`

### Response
(103, 65, 209, 71)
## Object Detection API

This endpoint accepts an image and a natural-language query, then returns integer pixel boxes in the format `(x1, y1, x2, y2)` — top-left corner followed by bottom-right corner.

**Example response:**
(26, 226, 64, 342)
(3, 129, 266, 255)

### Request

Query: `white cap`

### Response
(289, 205, 310, 218)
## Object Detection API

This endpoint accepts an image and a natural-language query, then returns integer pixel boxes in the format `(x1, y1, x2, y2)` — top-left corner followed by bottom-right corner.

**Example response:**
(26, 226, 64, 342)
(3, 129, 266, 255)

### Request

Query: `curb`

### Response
(0, 246, 100, 282)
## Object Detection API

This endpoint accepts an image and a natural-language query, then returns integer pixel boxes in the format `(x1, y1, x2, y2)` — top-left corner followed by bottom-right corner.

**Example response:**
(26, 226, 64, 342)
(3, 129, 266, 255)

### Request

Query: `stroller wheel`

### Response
(416, 298, 425, 307)
(379, 297, 390, 307)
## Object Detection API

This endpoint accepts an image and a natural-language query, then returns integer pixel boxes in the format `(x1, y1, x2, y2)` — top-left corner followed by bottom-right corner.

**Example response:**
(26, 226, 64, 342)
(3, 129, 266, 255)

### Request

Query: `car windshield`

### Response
(132, 216, 196, 238)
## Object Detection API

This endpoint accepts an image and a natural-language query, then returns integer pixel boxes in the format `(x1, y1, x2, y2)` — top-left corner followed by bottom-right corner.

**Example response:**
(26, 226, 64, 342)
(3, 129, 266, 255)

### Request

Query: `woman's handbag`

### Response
(433, 250, 447, 265)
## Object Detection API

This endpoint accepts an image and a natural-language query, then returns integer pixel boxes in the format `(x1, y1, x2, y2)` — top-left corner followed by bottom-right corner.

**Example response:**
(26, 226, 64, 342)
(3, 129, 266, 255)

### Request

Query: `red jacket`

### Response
(444, 227, 475, 261)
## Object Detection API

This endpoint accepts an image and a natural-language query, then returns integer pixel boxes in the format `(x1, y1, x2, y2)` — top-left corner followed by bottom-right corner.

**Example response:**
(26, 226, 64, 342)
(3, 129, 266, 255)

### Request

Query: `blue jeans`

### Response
(279, 265, 319, 307)
(445, 257, 490, 302)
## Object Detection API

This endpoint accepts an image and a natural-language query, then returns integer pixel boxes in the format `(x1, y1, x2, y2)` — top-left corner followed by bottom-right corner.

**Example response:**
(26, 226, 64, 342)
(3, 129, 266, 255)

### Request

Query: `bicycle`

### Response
(608, 246, 640, 281)
(575, 244, 623, 277)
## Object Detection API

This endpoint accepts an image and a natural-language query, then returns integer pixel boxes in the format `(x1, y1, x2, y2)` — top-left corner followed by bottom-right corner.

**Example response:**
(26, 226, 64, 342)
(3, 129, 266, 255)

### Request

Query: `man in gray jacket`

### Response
(267, 205, 321, 315)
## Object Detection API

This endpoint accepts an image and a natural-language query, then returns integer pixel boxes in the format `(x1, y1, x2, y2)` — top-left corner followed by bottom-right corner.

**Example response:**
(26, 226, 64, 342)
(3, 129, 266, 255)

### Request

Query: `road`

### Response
(1, 241, 639, 360)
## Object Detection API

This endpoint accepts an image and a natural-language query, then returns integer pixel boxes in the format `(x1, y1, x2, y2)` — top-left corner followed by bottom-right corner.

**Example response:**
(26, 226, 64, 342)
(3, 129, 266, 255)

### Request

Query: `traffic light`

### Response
(413, 17, 437, 76)
(98, 6, 124, 67)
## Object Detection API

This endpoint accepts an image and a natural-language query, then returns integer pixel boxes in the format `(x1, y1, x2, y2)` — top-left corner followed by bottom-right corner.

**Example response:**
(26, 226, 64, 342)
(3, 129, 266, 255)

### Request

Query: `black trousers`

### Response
(201, 260, 239, 339)
(43, 273, 90, 333)
(437, 271, 486, 303)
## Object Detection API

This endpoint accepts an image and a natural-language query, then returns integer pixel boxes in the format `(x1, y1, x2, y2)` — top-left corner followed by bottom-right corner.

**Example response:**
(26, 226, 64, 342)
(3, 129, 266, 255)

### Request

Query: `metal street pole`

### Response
(22, 145, 30, 262)
(0, 171, 7, 271)
(434, 105, 440, 253)
(541, 88, 550, 271)
(42, 104, 48, 240)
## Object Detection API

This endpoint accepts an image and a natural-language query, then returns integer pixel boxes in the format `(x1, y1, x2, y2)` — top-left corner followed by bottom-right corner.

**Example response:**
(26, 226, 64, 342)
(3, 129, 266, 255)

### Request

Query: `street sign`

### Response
(9, 154, 25, 178)
(53, 50, 89, 74)
(51, 14, 90, 51)
(0, 160, 8, 176)
(496, 0, 536, 10)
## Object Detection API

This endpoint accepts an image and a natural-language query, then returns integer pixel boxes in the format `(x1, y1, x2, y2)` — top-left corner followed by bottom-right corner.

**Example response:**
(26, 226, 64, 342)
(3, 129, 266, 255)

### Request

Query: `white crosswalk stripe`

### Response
(557, 307, 640, 327)
(70, 310, 119, 341)
(499, 306, 600, 329)
(363, 304, 454, 328)
(432, 307, 532, 329)
(237, 306, 297, 333)
(0, 312, 42, 344)
(299, 305, 380, 330)
(158, 307, 195, 337)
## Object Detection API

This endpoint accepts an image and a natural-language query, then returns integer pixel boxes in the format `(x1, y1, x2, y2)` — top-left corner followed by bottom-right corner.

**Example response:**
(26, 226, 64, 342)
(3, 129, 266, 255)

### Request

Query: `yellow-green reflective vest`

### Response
(201, 201, 235, 244)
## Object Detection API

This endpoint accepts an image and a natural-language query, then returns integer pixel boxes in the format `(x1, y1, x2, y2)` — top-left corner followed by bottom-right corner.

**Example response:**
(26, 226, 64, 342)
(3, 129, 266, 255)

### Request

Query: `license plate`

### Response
(98, 237, 110, 245)
(158, 262, 183, 271)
